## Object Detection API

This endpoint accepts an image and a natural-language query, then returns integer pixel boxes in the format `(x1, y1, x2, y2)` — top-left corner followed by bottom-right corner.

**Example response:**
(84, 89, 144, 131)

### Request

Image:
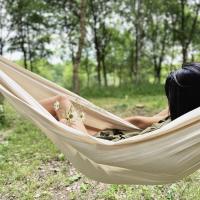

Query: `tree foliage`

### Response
(1, 0, 200, 90)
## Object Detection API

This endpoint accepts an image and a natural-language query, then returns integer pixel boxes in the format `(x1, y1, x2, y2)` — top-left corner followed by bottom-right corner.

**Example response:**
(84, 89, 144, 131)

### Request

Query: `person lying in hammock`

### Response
(39, 63, 200, 141)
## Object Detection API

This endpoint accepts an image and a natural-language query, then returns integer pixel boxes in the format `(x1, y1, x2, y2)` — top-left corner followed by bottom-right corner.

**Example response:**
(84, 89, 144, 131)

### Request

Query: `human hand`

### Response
(124, 116, 156, 130)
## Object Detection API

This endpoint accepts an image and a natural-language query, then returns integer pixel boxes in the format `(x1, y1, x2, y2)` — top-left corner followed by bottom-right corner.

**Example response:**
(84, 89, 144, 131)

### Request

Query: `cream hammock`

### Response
(0, 56, 200, 185)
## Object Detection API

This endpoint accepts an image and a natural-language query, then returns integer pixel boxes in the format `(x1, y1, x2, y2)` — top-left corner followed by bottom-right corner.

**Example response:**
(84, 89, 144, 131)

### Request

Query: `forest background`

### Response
(1, 0, 200, 92)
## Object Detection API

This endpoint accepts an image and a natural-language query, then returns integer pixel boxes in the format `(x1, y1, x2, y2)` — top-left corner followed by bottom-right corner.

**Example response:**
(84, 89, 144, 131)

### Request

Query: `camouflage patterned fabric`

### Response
(94, 116, 171, 142)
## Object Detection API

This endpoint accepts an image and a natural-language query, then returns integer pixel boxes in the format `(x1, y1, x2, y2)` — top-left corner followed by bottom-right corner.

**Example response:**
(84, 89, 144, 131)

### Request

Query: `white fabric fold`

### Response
(1, 55, 200, 185)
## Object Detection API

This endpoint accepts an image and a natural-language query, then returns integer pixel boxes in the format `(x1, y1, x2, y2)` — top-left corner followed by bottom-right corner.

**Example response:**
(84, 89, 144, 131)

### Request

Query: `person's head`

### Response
(165, 63, 200, 120)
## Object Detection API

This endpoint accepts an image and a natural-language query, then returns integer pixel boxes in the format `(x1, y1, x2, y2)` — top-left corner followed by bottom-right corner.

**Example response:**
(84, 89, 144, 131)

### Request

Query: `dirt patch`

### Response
(0, 134, 4, 143)
(51, 168, 108, 200)
(0, 129, 13, 144)
(36, 159, 69, 180)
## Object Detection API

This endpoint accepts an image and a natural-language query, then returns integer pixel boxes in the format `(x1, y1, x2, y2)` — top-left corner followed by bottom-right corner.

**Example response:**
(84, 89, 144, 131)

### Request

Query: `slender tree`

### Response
(6, 0, 51, 71)
(146, 0, 170, 83)
(0, 0, 9, 55)
(0, 0, 9, 124)
(72, 0, 87, 93)
(122, 0, 146, 82)
(166, 0, 200, 63)
(89, 0, 113, 87)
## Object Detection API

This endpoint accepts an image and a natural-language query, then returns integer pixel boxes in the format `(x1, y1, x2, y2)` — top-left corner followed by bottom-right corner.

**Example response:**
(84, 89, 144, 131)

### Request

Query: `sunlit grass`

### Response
(1, 86, 200, 199)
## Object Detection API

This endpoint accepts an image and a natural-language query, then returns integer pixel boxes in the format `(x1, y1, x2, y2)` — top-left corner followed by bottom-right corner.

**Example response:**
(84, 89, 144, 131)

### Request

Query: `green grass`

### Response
(1, 85, 200, 199)
(80, 83, 164, 98)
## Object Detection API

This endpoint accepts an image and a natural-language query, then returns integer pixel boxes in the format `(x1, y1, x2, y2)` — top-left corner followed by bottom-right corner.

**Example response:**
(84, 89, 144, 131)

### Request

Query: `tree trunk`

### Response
(85, 51, 90, 87)
(96, 50, 102, 86)
(22, 48, 28, 69)
(170, 16, 176, 72)
(132, 0, 143, 83)
(119, 65, 122, 87)
(130, 46, 134, 82)
(20, 35, 28, 69)
(90, 0, 102, 86)
(0, 39, 3, 55)
(180, 0, 186, 63)
(102, 55, 108, 87)
(94, 31, 101, 86)
(27, 23, 34, 72)
(0, 1, 4, 55)
(191, 53, 195, 62)
(180, 0, 199, 63)
(72, 0, 86, 94)
(134, 26, 140, 82)
(157, 25, 167, 83)
(182, 46, 187, 64)
(0, 42, 5, 124)
(0, 4, 5, 124)
(154, 40, 166, 84)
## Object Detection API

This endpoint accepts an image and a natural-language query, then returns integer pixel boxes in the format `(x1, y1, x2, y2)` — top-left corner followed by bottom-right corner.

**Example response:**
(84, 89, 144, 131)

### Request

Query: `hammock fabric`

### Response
(1, 56, 200, 185)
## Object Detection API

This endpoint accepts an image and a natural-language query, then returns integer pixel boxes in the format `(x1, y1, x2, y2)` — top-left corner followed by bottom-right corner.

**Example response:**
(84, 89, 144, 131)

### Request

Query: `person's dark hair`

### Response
(165, 63, 200, 120)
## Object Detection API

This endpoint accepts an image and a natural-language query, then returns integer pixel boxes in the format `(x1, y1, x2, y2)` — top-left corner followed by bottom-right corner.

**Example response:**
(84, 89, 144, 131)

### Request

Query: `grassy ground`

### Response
(1, 85, 200, 200)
